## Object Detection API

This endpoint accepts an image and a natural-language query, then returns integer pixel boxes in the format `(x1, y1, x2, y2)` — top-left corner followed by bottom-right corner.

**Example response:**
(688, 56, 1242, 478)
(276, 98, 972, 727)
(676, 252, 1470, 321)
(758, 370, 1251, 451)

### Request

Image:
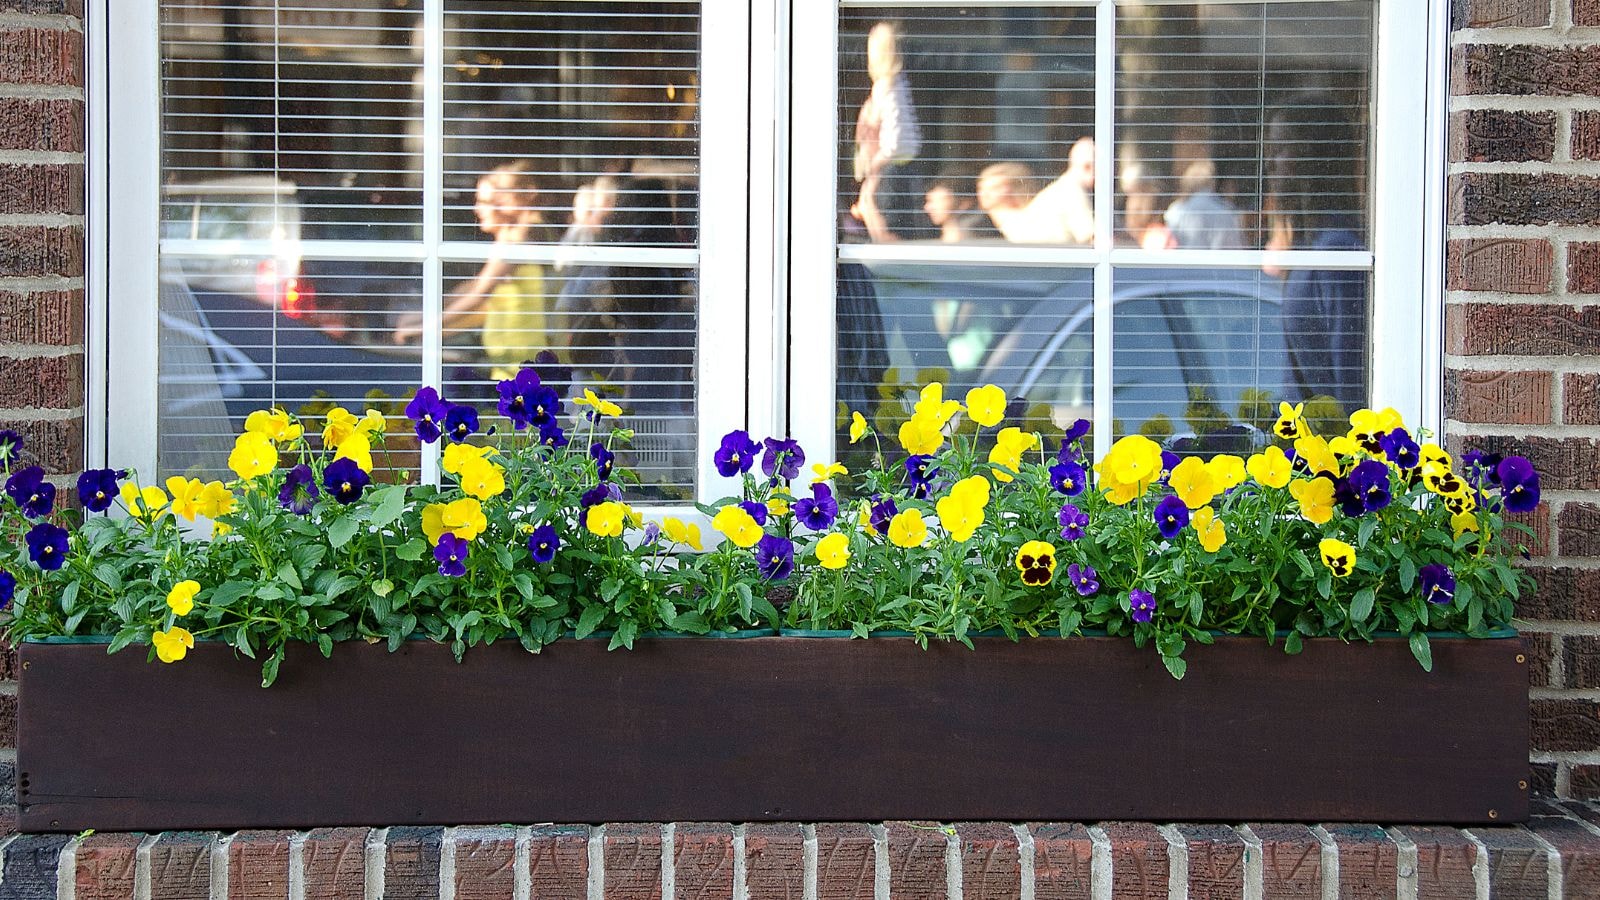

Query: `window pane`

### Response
(1115, 2, 1373, 252)
(837, 6, 1096, 245)
(836, 262, 1094, 465)
(1111, 266, 1369, 452)
(443, 1, 700, 246)
(157, 256, 423, 480)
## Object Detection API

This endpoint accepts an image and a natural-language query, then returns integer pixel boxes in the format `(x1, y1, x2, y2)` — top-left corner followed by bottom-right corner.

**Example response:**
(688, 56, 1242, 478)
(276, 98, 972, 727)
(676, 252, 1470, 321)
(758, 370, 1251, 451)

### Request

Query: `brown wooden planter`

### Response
(16, 632, 1529, 831)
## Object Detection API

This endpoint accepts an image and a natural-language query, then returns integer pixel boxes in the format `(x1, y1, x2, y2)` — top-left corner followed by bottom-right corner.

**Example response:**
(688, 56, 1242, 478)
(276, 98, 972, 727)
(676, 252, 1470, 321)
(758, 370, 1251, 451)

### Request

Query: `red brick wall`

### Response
(1447, 0, 1600, 798)
(0, 0, 84, 831)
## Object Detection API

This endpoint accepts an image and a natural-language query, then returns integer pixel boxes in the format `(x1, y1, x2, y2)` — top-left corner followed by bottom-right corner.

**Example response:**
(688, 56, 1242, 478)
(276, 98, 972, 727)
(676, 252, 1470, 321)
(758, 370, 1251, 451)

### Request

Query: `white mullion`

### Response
(420, 0, 444, 487)
(1420, 0, 1449, 437)
(746, 0, 790, 447)
(1092, 0, 1115, 463)
(698, 0, 755, 499)
(86, 0, 109, 469)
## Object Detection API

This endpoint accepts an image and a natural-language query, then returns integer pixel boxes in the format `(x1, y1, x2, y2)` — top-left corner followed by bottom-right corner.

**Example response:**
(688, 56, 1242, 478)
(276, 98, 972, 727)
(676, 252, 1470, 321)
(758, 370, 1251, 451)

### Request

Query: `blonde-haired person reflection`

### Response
(975, 138, 1096, 245)
(851, 21, 924, 242)
(393, 161, 554, 382)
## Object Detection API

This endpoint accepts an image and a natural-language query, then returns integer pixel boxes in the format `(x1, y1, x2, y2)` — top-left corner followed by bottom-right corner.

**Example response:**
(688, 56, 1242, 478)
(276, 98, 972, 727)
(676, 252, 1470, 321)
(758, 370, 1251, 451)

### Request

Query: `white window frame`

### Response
(90, 0, 752, 508)
(786, 0, 1449, 466)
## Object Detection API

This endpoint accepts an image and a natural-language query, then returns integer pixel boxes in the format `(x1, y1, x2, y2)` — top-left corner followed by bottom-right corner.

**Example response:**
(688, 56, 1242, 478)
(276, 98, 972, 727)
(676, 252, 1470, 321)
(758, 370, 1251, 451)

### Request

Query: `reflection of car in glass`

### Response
(854, 262, 1289, 447)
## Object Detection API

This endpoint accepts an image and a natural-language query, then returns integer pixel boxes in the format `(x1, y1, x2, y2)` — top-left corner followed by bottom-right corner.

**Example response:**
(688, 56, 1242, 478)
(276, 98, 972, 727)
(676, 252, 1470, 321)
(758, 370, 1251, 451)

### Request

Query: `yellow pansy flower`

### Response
(322, 407, 360, 449)
(228, 432, 278, 479)
(1168, 457, 1217, 510)
(888, 508, 928, 548)
(949, 474, 991, 510)
(898, 413, 944, 456)
(1444, 490, 1476, 516)
(1420, 443, 1451, 475)
(165, 476, 205, 521)
(989, 427, 1038, 483)
(914, 382, 963, 428)
(244, 408, 302, 444)
(585, 501, 628, 539)
(1273, 401, 1306, 440)
(211, 520, 232, 539)
(152, 626, 195, 664)
(1423, 468, 1468, 497)
(1328, 435, 1364, 458)
(334, 431, 374, 474)
(815, 532, 851, 570)
(663, 516, 704, 551)
(1319, 538, 1356, 578)
(712, 505, 763, 548)
(1451, 511, 1480, 537)
(457, 457, 507, 500)
(1293, 435, 1340, 476)
(118, 481, 169, 521)
(936, 494, 984, 543)
(849, 411, 869, 444)
(442, 441, 495, 475)
(421, 497, 488, 544)
(1346, 408, 1388, 451)
(1204, 454, 1246, 491)
(1246, 446, 1293, 489)
(358, 408, 388, 436)
(1192, 506, 1226, 553)
(575, 388, 624, 418)
(1104, 434, 1164, 489)
(196, 481, 235, 519)
(166, 580, 200, 616)
(1289, 477, 1337, 524)
(811, 462, 848, 484)
(1014, 540, 1057, 586)
(964, 384, 1007, 428)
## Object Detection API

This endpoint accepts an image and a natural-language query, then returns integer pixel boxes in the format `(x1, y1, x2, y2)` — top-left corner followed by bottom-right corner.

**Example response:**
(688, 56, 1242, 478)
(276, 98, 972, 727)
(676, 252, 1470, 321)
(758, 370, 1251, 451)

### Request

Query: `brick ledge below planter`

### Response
(2, 801, 1598, 898)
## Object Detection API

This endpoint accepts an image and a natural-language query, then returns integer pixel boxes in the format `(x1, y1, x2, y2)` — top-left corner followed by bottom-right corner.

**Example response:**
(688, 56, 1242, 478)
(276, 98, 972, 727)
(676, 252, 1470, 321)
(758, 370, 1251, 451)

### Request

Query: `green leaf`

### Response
(59, 580, 80, 615)
(106, 627, 141, 655)
(92, 563, 123, 592)
(1409, 631, 1433, 672)
(276, 561, 303, 591)
(368, 484, 408, 527)
(317, 633, 334, 657)
(371, 578, 394, 598)
(575, 604, 607, 639)
(1283, 632, 1304, 655)
(1161, 654, 1187, 680)
(1357, 516, 1377, 548)
(261, 648, 284, 688)
(1398, 556, 1417, 592)
(1350, 588, 1375, 624)
(325, 575, 361, 602)
(395, 538, 427, 561)
(211, 580, 252, 608)
(327, 516, 359, 549)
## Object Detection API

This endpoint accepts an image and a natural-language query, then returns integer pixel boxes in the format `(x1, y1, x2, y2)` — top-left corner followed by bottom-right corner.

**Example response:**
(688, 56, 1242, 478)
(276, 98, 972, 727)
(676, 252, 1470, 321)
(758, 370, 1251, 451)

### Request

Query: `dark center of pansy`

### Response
(341, 481, 352, 492)
(1019, 554, 1035, 568)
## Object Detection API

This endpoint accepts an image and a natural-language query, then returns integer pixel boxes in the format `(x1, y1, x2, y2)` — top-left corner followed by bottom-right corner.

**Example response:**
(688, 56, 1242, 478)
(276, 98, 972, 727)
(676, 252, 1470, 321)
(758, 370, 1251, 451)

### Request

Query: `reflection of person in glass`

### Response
(394, 161, 552, 382)
(1264, 95, 1365, 413)
(975, 138, 1094, 245)
(851, 22, 923, 243)
(924, 177, 995, 243)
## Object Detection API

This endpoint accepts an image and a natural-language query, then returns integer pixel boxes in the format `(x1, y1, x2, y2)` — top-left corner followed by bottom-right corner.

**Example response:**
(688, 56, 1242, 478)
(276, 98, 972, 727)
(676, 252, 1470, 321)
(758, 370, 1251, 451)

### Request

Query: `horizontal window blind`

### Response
(157, 0, 703, 495)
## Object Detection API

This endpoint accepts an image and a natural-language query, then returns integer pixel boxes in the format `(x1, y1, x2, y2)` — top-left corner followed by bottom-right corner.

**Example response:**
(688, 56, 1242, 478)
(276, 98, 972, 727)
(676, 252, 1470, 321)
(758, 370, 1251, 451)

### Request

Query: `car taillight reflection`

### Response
(255, 258, 314, 319)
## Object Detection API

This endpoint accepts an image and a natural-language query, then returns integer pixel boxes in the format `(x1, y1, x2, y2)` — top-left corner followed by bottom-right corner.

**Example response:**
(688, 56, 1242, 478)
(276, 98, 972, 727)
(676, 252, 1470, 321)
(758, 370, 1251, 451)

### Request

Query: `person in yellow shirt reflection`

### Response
(393, 161, 553, 381)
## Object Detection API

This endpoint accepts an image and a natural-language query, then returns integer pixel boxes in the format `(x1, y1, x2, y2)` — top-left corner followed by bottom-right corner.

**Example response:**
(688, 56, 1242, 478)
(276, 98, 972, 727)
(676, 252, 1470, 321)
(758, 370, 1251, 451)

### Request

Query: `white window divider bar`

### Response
(1092, 0, 1115, 464)
(420, 0, 445, 488)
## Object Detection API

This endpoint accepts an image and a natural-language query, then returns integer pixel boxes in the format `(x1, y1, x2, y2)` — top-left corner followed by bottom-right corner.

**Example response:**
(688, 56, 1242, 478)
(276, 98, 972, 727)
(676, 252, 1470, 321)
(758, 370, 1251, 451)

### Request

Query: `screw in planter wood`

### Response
(1488, 809, 1499, 819)
(1519, 780, 1529, 790)
(1517, 654, 1527, 664)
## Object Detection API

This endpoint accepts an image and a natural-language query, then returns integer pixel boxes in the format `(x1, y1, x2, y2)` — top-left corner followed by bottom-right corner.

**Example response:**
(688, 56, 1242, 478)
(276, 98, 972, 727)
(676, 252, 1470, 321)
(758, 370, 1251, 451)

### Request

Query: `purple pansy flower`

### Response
(869, 496, 898, 535)
(76, 468, 122, 513)
(740, 500, 770, 527)
(1050, 460, 1087, 496)
(528, 523, 559, 563)
(323, 457, 370, 505)
(714, 430, 760, 478)
(1160, 451, 1180, 476)
(641, 522, 662, 546)
(1129, 588, 1157, 624)
(278, 464, 320, 515)
(1497, 456, 1540, 513)
(580, 483, 619, 509)
(904, 455, 938, 498)
(1347, 459, 1392, 512)
(762, 437, 805, 482)
(25, 522, 69, 571)
(434, 532, 468, 577)
(405, 386, 449, 443)
(1419, 563, 1456, 606)
(1067, 562, 1098, 596)
(794, 483, 839, 531)
(443, 404, 479, 443)
(755, 534, 796, 581)
(1379, 428, 1421, 471)
(496, 368, 542, 430)
(0, 570, 13, 609)
(1058, 503, 1088, 542)
(5, 465, 54, 519)
(1063, 418, 1091, 444)
(590, 442, 615, 482)
(537, 421, 568, 448)
(1153, 494, 1189, 539)
(1331, 476, 1367, 518)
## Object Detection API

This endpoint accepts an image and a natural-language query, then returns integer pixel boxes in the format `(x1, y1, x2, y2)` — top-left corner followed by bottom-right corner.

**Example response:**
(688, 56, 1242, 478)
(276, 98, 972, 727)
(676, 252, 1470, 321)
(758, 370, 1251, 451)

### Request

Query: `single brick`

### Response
(1444, 369, 1551, 424)
(1451, 44, 1600, 97)
(1570, 242, 1600, 295)
(149, 832, 214, 900)
(1246, 824, 1321, 900)
(1029, 824, 1093, 900)
(1177, 824, 1246, 899)
(0, 27, 83, 86)
(384, 826, 443, 900)
(526, 825, 588, 900)
(743, 824, 804, 900)
(603, 824, 662, 900)
(301, 828, 368, 900)
(1322, 824, 1397, 900)
(1529, 762, 1558, 796)
(0, 289, 85, 347)
(2, 833, 70, 898)
(0, 354, 82, 410)
(1576, 111, 1600, 161)
(1450, 109, 1557, 162)
(0, 636, 16, 681)
(1449, 172, 1600, 226)
(229, 830, 293, 900)
(1398, 827, 1479, 900)
(1452, 0, 1552, 27)
(0, 98, 83, 153)
(1515, 566, 1600, 621)
(1469, 827, 1549, 899)
(0, 416, 82, 473)
(76, 832, 144, 900)
(1527, 812, 1600, 897)
(1532, 698, 1600, 752)
(452, 826, 517, 900)
(0, 694, 17, 749)
(1527, 631, 1555, 687)
(673, 824, 733, 900)
(0, 761, 13, 807)
(1570, 767, 1600, 800)
(1452, 434, 1600, 492)
(885, 822, 945, 900)
(1564, 372, 1600, 427)
(1578, 0, 1600, 26)
(813, 823, 875, 900)
(0, 163, 82, 216)
(1101, 822, 1169, 900)
(1446, 237, 1552, 293)
(1448, 303, 1600, 356)
(1564, 635, 1600, 689)
(1559, 503, 1600, 557)
(954, 823, 1020, 900)
(0, 226, 83, 278)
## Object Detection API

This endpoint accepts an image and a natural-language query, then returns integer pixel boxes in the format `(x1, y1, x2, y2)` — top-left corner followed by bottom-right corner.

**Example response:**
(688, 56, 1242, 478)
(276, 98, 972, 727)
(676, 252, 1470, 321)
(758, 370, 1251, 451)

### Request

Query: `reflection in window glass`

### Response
(1116, 2, 1373, 252)
(837, 7, 1096, 245)
(1110, 267, 1368, 452)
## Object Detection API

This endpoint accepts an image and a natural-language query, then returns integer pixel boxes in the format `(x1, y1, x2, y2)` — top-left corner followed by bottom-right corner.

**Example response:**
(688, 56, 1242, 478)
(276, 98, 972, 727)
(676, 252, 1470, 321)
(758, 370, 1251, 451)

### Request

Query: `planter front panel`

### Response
(17, 635, 1528, 831)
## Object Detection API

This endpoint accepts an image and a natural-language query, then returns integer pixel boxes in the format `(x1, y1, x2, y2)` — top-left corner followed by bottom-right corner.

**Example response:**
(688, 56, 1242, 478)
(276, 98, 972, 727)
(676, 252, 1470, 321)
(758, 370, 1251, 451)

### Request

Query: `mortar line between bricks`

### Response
(0, 406, 86, 421)
(365, 826, 388, 900)
(1013, 824, 1035, 900)
(732, 824, 747, 900)
(134, 833, 158, 900)
(0, 214, 86, 227)
(514, 825, 532, 900)
(661, 822, 675, 900)
(1385, 828, 1419, 900)
(56, 833, 80, 900)
(943, 824, 961, 900)
(1526, 826, 1563, 900)
(0, 343, 83, 359)
(0, 86, 84, 102)
(441, 826, 457, 900)
(1087, 826, 1112, 900)
(1454, 160, 1600, 175)
(871, 824, 889, 900)
(1558, 763, 1575, 795)
(1451, 26, 1600, 45)
(1462, 830, 1490, 900)
(1442, 422, 1600, 438)
(1234, 825, 1262, 900)
(0, 12, 82, 30)
(587, 824, 604, 900)
(1309, 826, 1338, 900)
(0, 149, 83, 165)
(1447, 223, 1600, 241)
(1530, 751, 1600, 764)
(211, 832, 233, 900)
(1156, 825, 1188, 900)
(1449, 96, 1600, 112)
(1518, 620, 1600, 637)
(288, 830, 307, 900)
(801, 824, 818, 900)
(1558, 109, 1575, 164)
